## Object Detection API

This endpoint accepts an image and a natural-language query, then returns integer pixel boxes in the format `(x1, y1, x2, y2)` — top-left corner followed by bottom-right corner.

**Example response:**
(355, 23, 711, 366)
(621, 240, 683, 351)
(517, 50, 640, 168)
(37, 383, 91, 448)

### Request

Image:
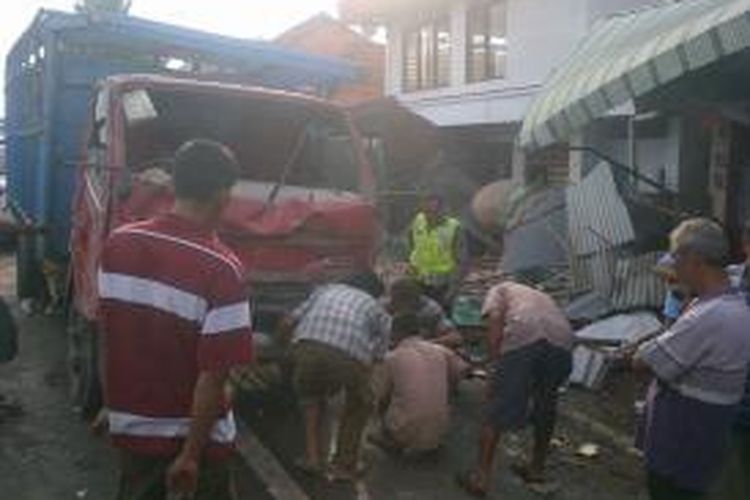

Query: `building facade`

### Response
(343, 0, 658, 192)
(276, 13, 385, 105)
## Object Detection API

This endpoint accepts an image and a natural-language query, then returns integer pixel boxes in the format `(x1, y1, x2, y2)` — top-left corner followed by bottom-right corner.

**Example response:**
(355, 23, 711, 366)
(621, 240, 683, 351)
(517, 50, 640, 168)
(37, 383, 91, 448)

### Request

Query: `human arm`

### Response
(485, 311, 505, 361)
(168, 263, 253, 494)
(167, 369, 228, 494)
(432, 330, 464, 349)
(445, 347, 471, 384)
(425, 298, 463, 348)
(632, 306, 706, 382)
(278, 291, 318, 346)
(370, 306, 392, 362)
(372, 361, 393, 416)
(447, 227, 469, 302)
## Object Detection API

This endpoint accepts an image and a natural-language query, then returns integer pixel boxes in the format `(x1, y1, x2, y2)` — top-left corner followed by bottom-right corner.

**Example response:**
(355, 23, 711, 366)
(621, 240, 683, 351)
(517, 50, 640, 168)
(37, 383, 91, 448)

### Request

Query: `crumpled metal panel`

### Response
(610, 252, 666, 311)
(566, 163, 635, 256)
(574, 311, 663, 345)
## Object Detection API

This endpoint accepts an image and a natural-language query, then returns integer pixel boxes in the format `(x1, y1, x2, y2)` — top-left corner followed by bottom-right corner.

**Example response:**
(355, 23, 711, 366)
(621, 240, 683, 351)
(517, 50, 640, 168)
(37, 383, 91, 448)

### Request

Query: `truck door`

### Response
(71, 89, 111, 320)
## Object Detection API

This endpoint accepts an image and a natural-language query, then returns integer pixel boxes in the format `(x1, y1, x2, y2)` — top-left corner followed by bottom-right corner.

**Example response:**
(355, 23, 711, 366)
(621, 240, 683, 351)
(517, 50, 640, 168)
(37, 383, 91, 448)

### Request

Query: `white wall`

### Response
(386, 0, 657, 127)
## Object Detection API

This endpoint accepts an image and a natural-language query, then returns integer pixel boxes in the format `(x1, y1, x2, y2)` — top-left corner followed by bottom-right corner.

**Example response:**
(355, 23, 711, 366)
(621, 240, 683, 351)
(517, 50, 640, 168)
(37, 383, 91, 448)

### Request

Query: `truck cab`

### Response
(68, 75, 380, 411)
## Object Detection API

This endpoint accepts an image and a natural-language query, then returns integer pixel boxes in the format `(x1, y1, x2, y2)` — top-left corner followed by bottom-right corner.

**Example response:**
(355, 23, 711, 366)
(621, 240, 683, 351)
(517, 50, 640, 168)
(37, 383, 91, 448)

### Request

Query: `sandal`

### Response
(455, 470, 487, 498)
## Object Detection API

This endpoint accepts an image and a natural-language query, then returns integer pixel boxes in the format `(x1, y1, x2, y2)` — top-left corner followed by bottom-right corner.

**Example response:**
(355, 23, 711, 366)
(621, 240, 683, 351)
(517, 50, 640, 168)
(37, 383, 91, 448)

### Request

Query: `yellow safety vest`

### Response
(409, 213, 461, 280)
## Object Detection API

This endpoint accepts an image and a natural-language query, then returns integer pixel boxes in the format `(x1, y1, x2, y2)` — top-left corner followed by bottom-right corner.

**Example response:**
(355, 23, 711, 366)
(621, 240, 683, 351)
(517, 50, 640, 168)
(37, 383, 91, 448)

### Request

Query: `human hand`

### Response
(90, 407, 109, 437)
(166, 452, 199, 497)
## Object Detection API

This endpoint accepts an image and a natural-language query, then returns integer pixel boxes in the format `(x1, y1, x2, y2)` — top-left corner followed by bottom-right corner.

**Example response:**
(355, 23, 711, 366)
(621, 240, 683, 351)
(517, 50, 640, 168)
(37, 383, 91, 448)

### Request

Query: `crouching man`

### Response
(372, 314, 468, 456)
(287, 272, 390, 482)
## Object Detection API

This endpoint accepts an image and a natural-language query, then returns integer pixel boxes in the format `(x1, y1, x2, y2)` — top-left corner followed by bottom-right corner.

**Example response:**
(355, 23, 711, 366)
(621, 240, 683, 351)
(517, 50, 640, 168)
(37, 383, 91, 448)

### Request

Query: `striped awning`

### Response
(520, 0, 750, 151)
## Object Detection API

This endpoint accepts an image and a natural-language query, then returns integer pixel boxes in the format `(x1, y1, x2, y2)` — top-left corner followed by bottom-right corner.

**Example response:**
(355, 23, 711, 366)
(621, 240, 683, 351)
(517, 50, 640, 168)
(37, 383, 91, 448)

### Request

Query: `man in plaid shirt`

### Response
(286, 272, 390, 481)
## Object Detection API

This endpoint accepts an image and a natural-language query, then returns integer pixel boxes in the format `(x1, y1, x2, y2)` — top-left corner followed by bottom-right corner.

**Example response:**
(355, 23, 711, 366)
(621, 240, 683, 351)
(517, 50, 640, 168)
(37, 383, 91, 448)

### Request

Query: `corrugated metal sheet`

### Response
(566, 163, 635, 256)
(611, 252, 666, 311)
(520, 0, 750, 150)
(568, 250, 666, 319)
(565, 290, 614, 322)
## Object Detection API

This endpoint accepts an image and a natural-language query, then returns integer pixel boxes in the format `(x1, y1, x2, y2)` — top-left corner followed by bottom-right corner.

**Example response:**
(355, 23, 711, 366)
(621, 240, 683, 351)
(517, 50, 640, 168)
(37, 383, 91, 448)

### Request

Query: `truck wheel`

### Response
(66, 311, 102, 420)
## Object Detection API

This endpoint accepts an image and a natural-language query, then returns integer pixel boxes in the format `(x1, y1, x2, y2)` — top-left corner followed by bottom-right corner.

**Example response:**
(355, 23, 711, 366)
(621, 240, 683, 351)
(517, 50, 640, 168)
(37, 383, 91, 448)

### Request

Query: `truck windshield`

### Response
(123, 88, 361, 193)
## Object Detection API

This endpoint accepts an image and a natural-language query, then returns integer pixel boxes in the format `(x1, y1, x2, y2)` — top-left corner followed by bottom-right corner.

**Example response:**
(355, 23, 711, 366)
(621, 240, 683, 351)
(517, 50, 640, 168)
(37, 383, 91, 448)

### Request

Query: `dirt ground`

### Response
(0, 253, 650, 499)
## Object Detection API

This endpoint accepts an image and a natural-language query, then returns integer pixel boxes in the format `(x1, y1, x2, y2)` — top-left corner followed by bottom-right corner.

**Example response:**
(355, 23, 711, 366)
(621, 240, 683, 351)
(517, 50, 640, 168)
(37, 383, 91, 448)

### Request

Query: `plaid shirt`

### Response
(291, 284, 391, 364)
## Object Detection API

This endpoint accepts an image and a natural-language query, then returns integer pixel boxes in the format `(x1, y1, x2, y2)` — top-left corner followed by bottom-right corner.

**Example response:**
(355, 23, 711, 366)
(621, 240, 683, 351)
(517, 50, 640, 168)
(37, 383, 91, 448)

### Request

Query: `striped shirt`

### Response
(99, 213, 253, 459)
(291, 284, 391, 364)
(637, 291, 750, 405)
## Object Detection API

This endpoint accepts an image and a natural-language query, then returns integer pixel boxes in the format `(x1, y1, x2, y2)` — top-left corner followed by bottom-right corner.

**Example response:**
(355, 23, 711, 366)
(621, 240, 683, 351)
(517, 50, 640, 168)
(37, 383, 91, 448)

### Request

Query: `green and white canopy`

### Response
(519, 0, 750, 151)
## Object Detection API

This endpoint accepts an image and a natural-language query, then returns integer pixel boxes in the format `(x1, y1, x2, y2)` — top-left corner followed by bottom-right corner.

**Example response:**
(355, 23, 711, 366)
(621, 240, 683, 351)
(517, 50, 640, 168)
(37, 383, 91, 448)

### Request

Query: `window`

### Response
(467, 0, 508, 82)
(403, 17, 452, 92)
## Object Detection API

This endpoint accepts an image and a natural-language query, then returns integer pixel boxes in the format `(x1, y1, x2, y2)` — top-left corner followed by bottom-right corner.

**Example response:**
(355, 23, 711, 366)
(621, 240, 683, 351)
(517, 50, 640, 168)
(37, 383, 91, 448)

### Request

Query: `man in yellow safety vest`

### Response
(409, 193, 463, 309)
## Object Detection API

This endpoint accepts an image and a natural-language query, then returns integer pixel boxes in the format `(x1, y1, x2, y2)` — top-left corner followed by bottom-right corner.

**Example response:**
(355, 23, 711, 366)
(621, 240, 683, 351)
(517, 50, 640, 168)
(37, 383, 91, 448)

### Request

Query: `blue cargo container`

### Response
(5, 9, 354, 298)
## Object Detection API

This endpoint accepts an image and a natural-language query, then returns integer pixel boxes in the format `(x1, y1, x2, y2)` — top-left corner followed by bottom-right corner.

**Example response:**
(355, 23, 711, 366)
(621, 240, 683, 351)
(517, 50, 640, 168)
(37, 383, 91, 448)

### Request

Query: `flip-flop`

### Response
(455, 471, 488, 498)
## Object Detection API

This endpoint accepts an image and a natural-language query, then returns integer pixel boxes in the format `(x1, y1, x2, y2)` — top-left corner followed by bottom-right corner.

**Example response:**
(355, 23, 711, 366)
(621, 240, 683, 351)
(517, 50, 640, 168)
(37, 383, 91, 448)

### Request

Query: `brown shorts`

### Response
(117, 451, 236, 500)
(292, 340, 371, 405)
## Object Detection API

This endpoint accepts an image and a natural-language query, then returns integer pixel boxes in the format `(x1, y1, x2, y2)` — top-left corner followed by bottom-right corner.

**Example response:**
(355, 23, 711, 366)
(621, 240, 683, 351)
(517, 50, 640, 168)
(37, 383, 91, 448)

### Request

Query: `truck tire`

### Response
(66, 310, 102, 420)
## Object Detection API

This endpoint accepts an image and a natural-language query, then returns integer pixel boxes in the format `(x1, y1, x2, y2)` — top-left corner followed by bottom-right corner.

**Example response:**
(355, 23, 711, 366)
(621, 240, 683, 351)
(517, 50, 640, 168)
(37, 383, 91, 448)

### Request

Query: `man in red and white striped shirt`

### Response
(98, 139, 253, 499)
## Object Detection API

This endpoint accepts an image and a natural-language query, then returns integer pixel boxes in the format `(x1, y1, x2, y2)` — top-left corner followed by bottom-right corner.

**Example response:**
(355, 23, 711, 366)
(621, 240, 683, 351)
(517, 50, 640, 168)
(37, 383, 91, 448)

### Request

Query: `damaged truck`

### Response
(6, 10, 380, 414)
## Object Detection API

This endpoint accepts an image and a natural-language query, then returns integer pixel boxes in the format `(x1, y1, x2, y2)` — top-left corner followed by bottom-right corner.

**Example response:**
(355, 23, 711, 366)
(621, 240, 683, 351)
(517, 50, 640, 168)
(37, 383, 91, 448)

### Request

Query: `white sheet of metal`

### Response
(566, 163, 636, 256)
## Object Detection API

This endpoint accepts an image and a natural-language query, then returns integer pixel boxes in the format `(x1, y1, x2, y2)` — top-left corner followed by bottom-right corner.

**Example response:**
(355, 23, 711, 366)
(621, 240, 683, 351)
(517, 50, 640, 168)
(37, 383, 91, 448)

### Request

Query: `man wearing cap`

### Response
(632, 218, 750, 500)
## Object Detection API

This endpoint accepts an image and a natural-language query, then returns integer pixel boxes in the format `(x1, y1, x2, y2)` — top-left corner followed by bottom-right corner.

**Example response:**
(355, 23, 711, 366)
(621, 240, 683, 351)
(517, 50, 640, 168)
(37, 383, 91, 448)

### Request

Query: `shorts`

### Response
(485, 340, 572, 432)
(292, 340, 370, 405)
